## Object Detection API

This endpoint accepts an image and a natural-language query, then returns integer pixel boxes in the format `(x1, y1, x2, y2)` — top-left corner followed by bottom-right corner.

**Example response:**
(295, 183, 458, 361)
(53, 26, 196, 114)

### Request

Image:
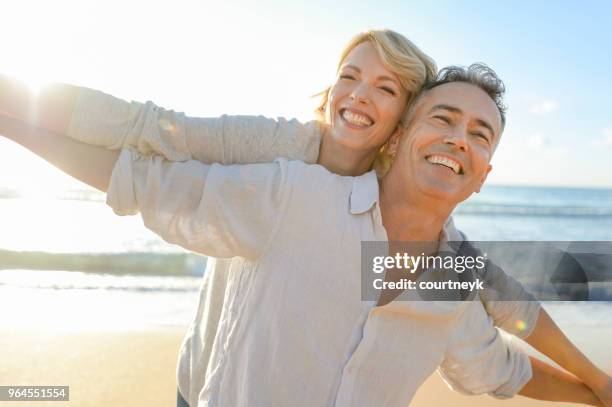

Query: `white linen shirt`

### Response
(69, 88, 540, 407)
(107, 150, 532, 407)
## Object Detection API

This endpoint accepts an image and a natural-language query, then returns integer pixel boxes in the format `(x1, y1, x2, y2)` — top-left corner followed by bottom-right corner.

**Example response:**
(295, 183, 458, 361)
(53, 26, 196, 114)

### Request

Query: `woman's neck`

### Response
(317, 132, 376, 176)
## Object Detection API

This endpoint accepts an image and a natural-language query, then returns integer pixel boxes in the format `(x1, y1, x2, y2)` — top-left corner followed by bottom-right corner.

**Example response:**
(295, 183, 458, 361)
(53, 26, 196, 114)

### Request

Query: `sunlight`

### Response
(6, 68, 55, 97)
(20, 74, 52, 96)
(0, 138, 87, 197)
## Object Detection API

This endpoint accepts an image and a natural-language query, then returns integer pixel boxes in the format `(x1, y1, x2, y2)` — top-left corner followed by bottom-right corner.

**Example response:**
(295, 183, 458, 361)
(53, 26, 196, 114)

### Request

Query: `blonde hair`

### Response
(314, 29, 437, 177)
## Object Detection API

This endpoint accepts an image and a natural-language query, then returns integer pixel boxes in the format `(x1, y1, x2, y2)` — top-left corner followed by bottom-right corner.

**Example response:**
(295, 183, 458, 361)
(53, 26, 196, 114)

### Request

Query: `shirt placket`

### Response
(332, 201, 389, 406)
(332, 300, 379, 407)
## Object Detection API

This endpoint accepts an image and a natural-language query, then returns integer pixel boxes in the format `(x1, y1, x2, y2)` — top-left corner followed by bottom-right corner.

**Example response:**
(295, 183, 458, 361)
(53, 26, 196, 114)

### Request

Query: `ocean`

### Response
(1, 184, 611, 330)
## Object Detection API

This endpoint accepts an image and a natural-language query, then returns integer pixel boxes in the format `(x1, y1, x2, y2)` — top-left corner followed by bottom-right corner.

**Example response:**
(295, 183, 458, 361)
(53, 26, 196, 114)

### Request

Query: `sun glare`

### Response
(14, 72, 53, 96)
(0, 137, 88, 198)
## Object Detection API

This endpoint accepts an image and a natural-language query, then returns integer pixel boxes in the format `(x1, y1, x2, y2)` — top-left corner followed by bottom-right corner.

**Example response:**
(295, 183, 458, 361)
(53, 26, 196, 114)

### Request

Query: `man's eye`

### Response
(339, 74, 355, 80)
(433, 115, 450, 124)
(473, 132, 490, 142)
(379, 86, 397, 96)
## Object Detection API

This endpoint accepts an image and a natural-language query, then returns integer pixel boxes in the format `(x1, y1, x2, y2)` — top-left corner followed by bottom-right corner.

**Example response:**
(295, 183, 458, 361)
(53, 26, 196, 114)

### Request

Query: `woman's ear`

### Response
(387, 125, 403, 156)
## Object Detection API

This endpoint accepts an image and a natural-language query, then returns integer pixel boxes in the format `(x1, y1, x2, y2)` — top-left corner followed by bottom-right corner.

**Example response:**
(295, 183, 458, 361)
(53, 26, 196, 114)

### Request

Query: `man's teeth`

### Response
(342, 110, 372, 127)
(427, 155, 461, 174)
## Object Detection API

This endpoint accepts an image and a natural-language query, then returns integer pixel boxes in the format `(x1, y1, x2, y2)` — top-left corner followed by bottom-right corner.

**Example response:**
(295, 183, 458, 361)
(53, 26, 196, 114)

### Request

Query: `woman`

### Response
(1, 29, 610, 406)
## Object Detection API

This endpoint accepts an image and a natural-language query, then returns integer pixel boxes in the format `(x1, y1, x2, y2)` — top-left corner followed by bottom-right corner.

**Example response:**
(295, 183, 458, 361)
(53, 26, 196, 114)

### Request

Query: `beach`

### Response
(2, 323, 610, 406)
(0, 327, 185, 407)
(1, 186, 612, 406)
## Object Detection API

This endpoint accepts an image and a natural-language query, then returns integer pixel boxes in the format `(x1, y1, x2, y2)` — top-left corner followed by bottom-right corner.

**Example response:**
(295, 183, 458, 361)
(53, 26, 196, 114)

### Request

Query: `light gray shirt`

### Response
(107, 150, 532, 407)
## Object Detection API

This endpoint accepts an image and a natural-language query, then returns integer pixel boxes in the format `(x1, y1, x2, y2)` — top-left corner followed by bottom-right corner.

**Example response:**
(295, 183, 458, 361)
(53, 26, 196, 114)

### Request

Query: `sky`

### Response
(0, 0, 611, 191)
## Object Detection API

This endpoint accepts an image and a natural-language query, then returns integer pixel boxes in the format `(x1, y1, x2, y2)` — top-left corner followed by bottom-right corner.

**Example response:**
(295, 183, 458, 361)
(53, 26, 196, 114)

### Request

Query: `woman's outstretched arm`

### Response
(0, 74, 78, 136)
(0, 75, 321, 165)
(0, 115, 118, 192)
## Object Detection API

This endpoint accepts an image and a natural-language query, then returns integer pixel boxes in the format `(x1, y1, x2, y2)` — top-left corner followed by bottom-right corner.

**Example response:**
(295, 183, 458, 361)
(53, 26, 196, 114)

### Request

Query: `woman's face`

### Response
(325, 41, 408, 153)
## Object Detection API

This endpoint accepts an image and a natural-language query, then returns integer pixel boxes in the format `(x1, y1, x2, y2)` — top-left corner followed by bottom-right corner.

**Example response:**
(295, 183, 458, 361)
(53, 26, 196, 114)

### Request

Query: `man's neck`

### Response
(317, 131, 376, 176)
(379, 175, 453, 242)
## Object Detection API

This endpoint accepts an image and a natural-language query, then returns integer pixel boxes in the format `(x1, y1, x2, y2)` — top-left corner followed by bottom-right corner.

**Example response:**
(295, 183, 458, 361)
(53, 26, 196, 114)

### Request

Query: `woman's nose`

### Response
(349, 83, 370, 104)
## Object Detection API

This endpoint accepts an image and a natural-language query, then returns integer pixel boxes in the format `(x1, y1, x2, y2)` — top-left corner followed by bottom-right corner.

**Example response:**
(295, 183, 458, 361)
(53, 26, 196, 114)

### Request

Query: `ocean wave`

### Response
(0, 188, 20, 199)
(0, 249, 206, 276)
(455, 203, 612, 217)
(0, 188, 106, 201)
(0, 269, 202, 292)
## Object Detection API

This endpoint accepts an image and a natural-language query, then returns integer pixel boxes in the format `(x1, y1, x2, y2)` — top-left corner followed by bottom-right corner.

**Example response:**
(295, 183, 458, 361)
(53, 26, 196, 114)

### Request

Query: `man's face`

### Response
(387, 82, 502, 205)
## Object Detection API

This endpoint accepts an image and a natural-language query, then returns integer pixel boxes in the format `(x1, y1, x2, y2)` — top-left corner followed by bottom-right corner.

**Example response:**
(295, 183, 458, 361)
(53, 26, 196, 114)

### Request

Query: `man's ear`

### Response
(475, 164, 492, 193)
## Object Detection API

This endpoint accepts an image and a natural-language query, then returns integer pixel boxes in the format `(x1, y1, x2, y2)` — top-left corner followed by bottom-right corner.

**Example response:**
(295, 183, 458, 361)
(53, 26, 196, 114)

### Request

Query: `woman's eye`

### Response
(379, 86, 397, 96)
(339, 74, 355, 80)
(433, 115, 450, 124)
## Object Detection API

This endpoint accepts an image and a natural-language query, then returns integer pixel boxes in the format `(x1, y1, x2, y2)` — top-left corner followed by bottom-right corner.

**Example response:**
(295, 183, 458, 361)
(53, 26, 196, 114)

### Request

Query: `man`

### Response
(0, 65, 606, 406)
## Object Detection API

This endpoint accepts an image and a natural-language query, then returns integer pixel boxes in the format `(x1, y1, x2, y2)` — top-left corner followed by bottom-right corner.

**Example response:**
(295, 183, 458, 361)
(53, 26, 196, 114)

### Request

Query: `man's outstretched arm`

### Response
(519, 356, 603, 406)
(0, 115, 118, 192)
(525, 309, 612, 406)
(457, 238, 611, 405)
(1, 116, 288, 260)
(440, 301, 604, 406)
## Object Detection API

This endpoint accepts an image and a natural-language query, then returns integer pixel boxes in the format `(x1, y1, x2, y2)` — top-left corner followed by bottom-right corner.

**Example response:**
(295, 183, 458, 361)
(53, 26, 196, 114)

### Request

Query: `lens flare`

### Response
(515, 319, 527, 332)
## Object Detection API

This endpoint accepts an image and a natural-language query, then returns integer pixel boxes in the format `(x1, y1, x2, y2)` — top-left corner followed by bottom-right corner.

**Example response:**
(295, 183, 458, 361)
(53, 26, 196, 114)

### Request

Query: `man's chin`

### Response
(415, 181, 468, 207)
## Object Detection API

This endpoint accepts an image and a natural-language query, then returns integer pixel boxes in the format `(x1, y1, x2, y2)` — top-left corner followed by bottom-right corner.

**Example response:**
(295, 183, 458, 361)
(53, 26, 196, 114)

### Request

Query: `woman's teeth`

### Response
(341, 110, 372, 127)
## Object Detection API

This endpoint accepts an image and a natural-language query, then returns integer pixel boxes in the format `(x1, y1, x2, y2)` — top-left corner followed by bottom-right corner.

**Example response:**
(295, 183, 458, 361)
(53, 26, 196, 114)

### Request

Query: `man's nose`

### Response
(444, 128, 468, 151)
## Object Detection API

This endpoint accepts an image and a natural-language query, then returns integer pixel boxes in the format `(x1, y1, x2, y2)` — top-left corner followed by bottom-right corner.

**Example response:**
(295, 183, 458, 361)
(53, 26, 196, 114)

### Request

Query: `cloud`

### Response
(529, 99, 559, 115)
(598, 127, 612, 148)
(526, 133, 547, 149)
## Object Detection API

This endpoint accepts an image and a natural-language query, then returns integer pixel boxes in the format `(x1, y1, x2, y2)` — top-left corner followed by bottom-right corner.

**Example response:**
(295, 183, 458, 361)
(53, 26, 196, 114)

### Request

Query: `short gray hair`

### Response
(420, 63, 507, 130)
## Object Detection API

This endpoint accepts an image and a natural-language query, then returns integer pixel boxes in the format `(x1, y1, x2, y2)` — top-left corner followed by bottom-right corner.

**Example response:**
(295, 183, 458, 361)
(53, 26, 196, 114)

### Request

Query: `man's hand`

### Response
(592, 375, 612, 407)
(519, 356, 605, 406)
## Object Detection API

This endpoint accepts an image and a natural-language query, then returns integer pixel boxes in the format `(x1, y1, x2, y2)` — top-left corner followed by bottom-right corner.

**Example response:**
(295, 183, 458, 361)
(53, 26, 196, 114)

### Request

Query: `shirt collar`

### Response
(349, 170, 380, 215)
(441, 216, 465, 242)
(348, 171, 466, 247)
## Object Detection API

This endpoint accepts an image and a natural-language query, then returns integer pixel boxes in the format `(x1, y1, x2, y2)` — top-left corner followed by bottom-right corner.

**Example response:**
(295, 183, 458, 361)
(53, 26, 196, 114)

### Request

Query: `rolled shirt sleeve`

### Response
(106, 149, 290, 259)
(438, 302, 533, 399)
(453, 237, 542, 338)
(478, 261, 542, 338)
(67, 87, 321, 164)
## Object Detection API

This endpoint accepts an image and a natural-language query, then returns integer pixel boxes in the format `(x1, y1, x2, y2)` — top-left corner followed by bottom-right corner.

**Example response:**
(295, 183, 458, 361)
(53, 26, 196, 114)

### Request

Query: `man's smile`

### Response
(425, 154, 464, 174)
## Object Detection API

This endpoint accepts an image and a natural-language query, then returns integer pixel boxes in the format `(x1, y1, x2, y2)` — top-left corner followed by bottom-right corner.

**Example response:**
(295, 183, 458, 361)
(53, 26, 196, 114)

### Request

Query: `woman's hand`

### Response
(0, 74, 78, 135)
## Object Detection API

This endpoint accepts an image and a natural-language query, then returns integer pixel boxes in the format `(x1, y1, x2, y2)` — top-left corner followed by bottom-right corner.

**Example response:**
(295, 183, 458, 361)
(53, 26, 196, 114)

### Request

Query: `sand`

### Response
(0, 327, 185, 407)
(413, 374, 592, 407)
(1, 325, 610, 407)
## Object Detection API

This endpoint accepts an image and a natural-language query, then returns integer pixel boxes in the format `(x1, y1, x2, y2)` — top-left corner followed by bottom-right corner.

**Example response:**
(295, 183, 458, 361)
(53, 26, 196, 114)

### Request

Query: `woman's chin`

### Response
(330, 128, 381, 153)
